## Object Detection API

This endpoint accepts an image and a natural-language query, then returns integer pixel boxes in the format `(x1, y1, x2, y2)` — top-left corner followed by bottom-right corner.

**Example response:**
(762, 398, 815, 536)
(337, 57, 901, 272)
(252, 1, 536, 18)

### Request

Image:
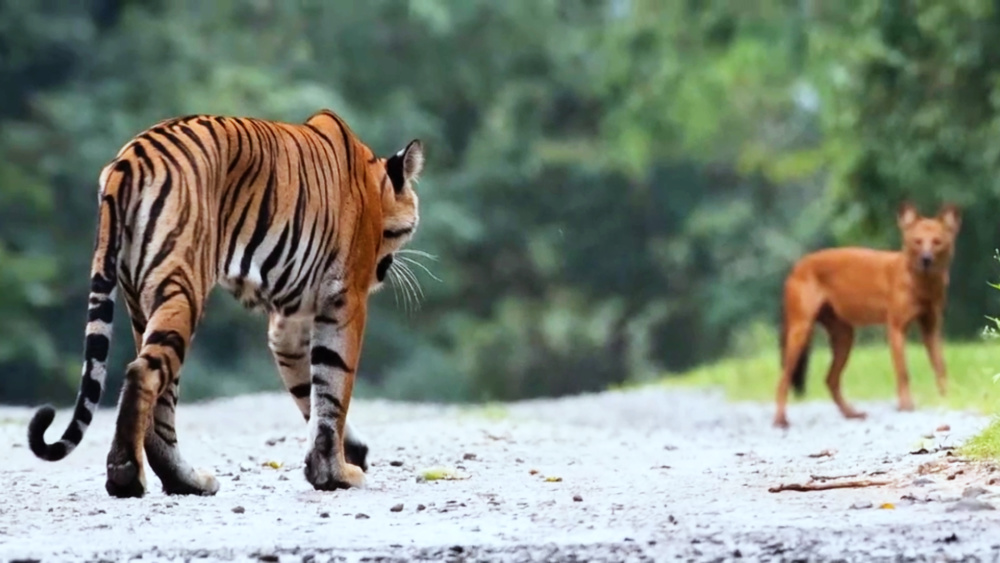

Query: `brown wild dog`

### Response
(27, 109, 424, 497)
(774, 202, 961, 428)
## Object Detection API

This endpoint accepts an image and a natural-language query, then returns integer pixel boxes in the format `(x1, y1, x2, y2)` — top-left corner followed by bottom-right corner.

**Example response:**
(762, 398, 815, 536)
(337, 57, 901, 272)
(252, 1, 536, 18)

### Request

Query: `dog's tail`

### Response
(780, 300, 810, 397)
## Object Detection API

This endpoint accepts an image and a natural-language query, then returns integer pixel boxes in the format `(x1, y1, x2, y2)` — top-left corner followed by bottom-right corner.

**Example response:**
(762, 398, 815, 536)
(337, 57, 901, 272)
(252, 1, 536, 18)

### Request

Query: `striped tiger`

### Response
(26, 109, 423, 498)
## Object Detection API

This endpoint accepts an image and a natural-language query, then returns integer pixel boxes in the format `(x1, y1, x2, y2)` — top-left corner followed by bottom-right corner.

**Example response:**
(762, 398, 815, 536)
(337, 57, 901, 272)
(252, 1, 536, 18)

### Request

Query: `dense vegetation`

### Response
(2, 0, 999, 406)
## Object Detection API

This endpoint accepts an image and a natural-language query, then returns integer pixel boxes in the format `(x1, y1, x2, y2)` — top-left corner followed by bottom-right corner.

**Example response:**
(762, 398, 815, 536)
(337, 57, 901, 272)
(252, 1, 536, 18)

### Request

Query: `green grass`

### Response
(658, 339, 1000, 415)
(961, 418, 1000, 460)
(644, 337, 1000, 459)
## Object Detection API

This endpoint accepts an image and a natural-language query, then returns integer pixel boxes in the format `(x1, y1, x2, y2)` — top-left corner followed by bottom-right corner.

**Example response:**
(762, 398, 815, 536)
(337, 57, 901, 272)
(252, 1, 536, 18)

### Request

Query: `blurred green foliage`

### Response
(1, 0, 998, 406)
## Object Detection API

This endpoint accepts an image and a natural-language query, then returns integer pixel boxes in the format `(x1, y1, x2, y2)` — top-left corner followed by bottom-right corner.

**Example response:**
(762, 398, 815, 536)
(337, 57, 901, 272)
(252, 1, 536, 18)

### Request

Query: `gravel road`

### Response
(2, 386, 999, 562)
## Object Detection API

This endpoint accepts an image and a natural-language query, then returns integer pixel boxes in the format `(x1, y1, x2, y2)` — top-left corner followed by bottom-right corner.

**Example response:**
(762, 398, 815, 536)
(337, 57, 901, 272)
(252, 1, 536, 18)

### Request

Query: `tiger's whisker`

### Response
(396, 248, 439, 261)
(397, 255, 443, 283)
(395, 260, 425, 301)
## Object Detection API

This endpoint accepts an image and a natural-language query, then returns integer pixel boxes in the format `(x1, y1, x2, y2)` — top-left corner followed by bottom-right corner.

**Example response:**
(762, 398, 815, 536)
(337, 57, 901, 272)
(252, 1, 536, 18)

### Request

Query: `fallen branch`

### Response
(768, 479, 891, 493)
(809, 472, 861, 482)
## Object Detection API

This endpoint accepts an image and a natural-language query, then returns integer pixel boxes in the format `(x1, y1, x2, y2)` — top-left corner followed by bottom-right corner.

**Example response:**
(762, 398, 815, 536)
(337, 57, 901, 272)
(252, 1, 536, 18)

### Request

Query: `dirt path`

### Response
(2, 387, 999, 562)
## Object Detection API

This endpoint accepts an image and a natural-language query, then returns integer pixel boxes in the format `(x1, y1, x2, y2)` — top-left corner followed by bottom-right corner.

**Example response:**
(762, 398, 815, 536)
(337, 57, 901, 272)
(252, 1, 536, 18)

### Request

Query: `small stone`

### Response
(355, 513, 370, 519)
(232, 475, 241, 482)
(390, 460, 404, 467)
(912, 477, 934, 487)
(946, 498, 996, 512)
(463, 453, 477, 461)
(417, 504, 426, 511)
(850, 501, 873, 510)
(319, 512, 330, 518)
(390, 503, 404, 512)
(257, 555, 279, 562)
(265, 437, 286, 446)
(962, 486, 988, 499)
(232, 506, 246, 514)
(573, 495, 583, 502)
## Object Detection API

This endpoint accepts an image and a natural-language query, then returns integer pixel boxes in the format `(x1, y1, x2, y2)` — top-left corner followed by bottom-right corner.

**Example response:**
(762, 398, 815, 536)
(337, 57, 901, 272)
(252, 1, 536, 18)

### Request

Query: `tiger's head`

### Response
(370, 139, 423, 292)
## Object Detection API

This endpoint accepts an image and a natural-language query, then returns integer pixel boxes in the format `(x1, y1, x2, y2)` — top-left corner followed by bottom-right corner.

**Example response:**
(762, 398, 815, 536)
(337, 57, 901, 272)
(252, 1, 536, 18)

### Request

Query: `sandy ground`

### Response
(2, 386, 1000, 562)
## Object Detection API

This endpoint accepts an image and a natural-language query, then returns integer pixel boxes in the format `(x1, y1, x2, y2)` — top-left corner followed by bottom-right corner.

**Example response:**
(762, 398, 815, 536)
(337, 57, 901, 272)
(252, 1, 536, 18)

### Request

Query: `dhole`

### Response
(773, 202, 961, 428)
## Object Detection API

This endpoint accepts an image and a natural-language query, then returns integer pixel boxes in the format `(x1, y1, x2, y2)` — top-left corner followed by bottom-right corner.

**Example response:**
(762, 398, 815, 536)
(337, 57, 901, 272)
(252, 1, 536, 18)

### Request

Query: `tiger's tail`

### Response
(28, 160, 129, 461)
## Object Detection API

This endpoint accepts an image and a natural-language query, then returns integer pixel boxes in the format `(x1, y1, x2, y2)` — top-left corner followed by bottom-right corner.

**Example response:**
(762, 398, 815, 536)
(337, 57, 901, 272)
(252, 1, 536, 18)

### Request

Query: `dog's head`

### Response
(897, 202, 961, 274)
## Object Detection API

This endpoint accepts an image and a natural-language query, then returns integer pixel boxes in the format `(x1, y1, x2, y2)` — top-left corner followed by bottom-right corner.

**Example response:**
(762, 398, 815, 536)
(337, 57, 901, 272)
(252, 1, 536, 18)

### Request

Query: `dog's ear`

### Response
(937, 203, 962, 233)
(897, 201, 920, 230)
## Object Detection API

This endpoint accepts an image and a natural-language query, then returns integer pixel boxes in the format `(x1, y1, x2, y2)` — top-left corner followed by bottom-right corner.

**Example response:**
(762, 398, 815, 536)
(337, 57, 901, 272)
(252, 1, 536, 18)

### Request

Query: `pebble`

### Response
(946, 498, 996, 512)
(232, 506, 246, 514)
(355, 513, 370, 519)
(850, 501, 873, 510)
(962, 486, 988, 499)
(573, 495, 583, 502)
(391, 503, 404, 512)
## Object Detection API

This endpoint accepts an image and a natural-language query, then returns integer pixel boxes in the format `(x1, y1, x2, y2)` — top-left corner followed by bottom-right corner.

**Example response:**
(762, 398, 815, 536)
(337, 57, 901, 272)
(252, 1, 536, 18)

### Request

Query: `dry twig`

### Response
(768, 479, 891, 493)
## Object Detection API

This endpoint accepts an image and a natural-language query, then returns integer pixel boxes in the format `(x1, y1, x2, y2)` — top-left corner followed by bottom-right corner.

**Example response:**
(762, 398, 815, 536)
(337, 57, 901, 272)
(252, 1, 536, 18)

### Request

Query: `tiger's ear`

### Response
(387, 140, 424, 193)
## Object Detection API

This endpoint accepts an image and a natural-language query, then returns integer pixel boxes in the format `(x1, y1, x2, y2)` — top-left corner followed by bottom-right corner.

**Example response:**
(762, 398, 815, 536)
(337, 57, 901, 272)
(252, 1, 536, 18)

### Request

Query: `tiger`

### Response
(26, 108, 423, 498)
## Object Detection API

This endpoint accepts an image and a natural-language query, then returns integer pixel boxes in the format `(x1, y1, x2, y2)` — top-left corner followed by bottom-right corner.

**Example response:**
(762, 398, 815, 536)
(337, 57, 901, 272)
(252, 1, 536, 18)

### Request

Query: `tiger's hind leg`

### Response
(143, 371, 220, 496)
(267, 313, 369, 471)
(106, 277, 217, 497)
(119, 281, 217, 494)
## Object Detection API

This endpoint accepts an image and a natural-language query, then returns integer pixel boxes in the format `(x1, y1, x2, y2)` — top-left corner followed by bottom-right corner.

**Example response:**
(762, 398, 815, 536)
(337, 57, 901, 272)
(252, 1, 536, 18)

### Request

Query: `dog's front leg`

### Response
(887, 320, 914, 411)
(919, 313, 948, 397)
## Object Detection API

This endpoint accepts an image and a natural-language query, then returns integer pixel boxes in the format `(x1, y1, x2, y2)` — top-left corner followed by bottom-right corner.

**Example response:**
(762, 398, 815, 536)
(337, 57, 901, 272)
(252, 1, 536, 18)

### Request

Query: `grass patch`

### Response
(457, 401, 510, 421)
(960, 418, 1000, 460)
(657, 339, 999, 415)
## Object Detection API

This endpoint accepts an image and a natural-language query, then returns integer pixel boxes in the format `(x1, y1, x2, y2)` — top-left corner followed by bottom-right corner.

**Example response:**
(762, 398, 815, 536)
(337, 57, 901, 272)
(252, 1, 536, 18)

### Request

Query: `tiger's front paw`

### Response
(304, 421, 366, 491)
